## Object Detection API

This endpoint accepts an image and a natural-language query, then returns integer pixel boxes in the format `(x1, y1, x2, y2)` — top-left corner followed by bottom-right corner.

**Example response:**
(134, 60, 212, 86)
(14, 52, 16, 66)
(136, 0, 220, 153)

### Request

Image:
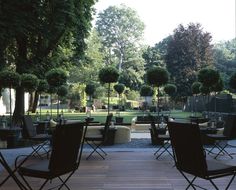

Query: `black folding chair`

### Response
(207, 114, 236, 159)
(149, 115, 173, 160)
(22, 115, 51, 158)
(85, 113, 113, 160)
(168, 121, 236, 190)
(17, 122, 86, 190)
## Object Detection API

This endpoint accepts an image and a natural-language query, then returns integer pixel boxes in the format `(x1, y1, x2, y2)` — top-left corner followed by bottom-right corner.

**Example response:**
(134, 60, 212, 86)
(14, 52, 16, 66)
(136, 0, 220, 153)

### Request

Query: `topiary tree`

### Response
(164, 84, 177, 112)
(57, 85, 68, 120)
(21, 74, 39, 93)
(191, 82, 202, 115)
(37, 80, 49, 120)
(85, 83, 96, 107)
(198, 68, 220, 116)
(146, 67, 169, 118)
(114, 83, 125, 109)
(140, 85, 153, 111)
(46, 68, 68, 119)
(99, 67, 119, 114)
(21, 73, 39, 115)
(0, 70, 20, 128)
(114, 83, 125, 120)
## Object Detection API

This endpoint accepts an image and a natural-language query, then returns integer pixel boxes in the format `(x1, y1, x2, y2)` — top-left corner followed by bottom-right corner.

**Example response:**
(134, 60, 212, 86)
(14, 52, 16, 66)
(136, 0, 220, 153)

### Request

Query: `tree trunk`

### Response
(28, 92, 34, 112)
(108, 83, 110, 114)
(13, 36, 27, 127)
(12, 87, 25, 127)
(32, 91, 39, 113)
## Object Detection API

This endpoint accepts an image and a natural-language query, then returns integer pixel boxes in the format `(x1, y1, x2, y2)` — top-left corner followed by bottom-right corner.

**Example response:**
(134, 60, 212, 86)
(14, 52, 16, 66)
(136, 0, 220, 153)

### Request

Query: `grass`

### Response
(32, 109, 202, 123)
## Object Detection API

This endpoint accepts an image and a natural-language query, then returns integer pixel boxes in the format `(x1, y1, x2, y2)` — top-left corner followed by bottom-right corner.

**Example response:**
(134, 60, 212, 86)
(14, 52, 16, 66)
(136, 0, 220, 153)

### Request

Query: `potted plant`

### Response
(164, 83, 177, 115)
(140, 85, 154, 112)
(37, 80, 49, 120)
(198, 68, 219, 117)
(191, 81, 201, 116)
(99, 67, 119, 114)
(114, 83, 125, 123)
(146, 67, 169, 122)
(0, 70, 21, 128)
(46, 68, 67, 119)
(56, 85, 68, 122)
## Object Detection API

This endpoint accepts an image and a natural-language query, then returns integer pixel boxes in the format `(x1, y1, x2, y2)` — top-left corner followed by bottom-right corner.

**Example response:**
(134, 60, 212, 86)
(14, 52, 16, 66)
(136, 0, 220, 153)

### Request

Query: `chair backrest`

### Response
(167, 121, 208, 177)
(22, 115, 37, 138)
(48, 122, 85, 174)
(222, 114, 236, 138)
(103, 114, 113, 141)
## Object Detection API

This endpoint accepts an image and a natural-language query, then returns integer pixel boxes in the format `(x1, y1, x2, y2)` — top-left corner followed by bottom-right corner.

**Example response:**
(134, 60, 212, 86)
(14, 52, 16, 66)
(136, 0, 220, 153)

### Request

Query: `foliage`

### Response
(67, 83, 86, 108)
(69, 29, 105, 84)
(200, 85, 210, 95)
(114, 83, 125, 95)
(143, 36, 171, 70)
(21, 73, 39, 92)
(99, 67, 119, 84)
(198, 68, 220, 88)
(46, 68, 68, 88)
(37, 80, 49, 93)
(191, 82, 201, 95)
(140, 85, 153, 97)
(85, 83, 96, 96)
(213, 38, 236, 89)
(146, 67, 169, 87)
(164, 84, 177, 97)
(0, 70, 20, 88)
(0, 0, 96, 123)
(165, 23, 214, 98)
(229, 72, 236, 91)
(211, 76, 224, 93)
(96, 4, 145, 70)
(57, 85, 68, 97)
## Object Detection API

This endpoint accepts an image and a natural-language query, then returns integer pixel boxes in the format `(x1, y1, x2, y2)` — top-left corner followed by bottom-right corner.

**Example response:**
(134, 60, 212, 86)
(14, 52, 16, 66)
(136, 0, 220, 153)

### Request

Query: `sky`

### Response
(94, 0, 236, 46)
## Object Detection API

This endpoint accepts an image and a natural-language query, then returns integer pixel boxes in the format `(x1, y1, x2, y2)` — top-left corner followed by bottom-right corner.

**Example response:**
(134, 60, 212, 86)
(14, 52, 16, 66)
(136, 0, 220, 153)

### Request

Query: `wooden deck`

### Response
(1, 149, 236, 190)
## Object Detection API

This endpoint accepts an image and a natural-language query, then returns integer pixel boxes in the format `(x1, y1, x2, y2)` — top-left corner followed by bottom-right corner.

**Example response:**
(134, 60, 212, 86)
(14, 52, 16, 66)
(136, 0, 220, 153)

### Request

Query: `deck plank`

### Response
(1, 150, 236, 190)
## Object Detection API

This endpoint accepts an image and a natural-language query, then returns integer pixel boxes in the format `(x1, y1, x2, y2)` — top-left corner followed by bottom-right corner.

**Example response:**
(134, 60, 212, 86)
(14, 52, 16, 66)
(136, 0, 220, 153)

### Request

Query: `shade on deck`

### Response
(1, 149, 236, 189)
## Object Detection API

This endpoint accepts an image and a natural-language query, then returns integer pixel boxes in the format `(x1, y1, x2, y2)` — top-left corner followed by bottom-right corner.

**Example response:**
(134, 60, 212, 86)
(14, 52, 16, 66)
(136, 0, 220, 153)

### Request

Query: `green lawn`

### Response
(33, 109, 202, 123)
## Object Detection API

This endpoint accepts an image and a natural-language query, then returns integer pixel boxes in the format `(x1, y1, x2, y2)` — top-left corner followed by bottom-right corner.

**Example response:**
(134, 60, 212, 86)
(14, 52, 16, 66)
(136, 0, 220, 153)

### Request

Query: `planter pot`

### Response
(115, 117, 123, 124)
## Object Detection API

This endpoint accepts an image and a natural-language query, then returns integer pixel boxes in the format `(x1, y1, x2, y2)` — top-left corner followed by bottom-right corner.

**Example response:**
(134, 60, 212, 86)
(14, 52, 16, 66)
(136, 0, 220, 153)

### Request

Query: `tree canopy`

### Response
(165, 23, 214, 99)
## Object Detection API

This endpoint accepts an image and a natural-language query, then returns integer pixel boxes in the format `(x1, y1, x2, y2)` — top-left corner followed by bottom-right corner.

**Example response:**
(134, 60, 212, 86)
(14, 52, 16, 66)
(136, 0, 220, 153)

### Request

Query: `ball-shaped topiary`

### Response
(198, 68, 219, 88)
(212, 76, 224, 92)
(164, 84, 177, 96)
(99, 67, 119, 84)
(229, 72, 236, 91)
(46, 68, 67, 88)
(0, 70, 20, 88)
(140, 85, 153, 97)
(146, 67, 169, 87)
(37, 80, 49, 93)
(191, 82, 202, 95)
(200, 84, 210, 95)
(21, 73, 39, 92)
(114, 83, 125, 95)
(57, 85, 68, 97)
(85, 84, 96, 96)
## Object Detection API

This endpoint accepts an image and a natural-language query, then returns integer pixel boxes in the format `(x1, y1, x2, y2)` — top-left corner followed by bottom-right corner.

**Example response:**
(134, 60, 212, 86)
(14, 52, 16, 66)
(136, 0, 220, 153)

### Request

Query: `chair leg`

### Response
(86, 141, 106, 160)
(155, 142, 173, 160)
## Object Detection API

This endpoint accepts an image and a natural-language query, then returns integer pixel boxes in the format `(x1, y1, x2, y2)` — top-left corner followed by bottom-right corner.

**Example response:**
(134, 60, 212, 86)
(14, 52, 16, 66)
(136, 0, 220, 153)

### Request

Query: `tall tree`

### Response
(96, 4, 145, 73)
(0, 0, 95, 124)
(165, 23, 214, 99)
